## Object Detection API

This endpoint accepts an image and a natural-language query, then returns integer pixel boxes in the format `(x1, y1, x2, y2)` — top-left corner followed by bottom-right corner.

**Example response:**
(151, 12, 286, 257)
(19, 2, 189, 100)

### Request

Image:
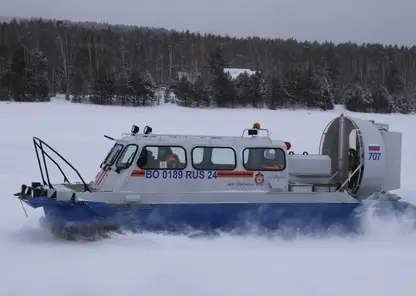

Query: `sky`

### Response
(1, 0, 415, 46)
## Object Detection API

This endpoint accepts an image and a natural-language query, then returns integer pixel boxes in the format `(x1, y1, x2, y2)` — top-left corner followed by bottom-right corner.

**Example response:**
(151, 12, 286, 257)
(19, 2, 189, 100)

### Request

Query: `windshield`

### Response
(101, 143, 124, 166)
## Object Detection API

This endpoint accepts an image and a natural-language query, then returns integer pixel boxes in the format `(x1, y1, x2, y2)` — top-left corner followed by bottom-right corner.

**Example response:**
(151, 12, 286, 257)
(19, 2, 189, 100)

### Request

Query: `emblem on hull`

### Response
(254, 172, 264, 185)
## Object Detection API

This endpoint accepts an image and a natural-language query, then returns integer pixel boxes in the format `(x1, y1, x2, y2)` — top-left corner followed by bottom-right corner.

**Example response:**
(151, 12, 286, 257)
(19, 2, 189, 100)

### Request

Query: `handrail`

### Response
(32, 137, 91, 192)
(34, 140, 70, 183)
(336, 164, 362, 192)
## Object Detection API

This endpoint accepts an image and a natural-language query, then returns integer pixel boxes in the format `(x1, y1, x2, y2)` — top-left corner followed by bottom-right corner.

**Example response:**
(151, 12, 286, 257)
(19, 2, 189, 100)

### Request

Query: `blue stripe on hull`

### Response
(28, 198, 416, 237)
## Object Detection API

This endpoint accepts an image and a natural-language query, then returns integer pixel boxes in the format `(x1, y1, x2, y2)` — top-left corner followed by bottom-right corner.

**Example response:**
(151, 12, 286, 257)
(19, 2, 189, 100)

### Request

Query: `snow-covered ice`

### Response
(1, 98, 416, 296)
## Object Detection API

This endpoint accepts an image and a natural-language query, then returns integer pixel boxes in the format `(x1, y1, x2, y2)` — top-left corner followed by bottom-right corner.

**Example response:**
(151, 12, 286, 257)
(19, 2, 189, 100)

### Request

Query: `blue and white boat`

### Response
(14, 115, 415, 239)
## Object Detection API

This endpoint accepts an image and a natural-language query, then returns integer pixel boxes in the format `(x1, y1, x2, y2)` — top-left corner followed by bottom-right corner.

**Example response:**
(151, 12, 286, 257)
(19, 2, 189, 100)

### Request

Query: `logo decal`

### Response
(368, 144, 380, 152)
(254, 172, 264, 185)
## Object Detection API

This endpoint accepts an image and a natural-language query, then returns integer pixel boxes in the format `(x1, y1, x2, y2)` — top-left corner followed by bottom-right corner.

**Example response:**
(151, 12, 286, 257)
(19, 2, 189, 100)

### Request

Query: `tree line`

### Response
(0, 18, 414, 113)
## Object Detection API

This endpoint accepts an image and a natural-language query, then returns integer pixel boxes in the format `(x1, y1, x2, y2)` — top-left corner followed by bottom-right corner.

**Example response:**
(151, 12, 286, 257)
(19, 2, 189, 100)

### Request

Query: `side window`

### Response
(243, 148, 286, 171)
(192, 148, 204, 165)
(116, 144, 138, 169)
(101, 143, 124, 166)
(192, 147, 236, 170)
(138, 146, 186, 170)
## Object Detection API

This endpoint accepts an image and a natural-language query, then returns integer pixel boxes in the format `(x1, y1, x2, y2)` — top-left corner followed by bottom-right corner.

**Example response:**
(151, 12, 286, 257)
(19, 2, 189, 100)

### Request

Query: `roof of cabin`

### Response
(119, 132, 285, 147)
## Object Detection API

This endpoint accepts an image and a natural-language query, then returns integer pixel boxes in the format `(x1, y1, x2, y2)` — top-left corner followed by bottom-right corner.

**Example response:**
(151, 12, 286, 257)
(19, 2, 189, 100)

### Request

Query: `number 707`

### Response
(368, 152, 381, 160)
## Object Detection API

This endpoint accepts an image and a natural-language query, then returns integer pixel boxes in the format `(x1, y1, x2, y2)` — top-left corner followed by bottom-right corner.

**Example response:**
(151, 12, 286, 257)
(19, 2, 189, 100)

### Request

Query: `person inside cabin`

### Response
(261, 149, 281, 170)
(262, 148, 286, 170)
(246, 148, 284, 170)
(348, 148, 360, 189)
(137, 147, 158, 168)
(158, 147, 180, 169)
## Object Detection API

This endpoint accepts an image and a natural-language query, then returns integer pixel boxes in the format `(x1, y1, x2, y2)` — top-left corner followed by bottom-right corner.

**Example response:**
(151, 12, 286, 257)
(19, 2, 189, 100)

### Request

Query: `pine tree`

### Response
(2, 45, 29, 101)
(70, 68, 86, 102)
(371, 86, 391, 113)
(249, 71, 265, 108)
(299, 68, 321, 109)
(206, 46, 236, 107)
(138, 68, 156, 106)
(129, 68, 156, 106)
(172, 76, 195, 107)
(27, 48, 50, 102)
(345, 86, 370, 112)
(267, 74, 286, 109)
(90, 67, 115, 105)
(211, 72, 237, 107)
(193, 75, 209, 107)
(115, 67, 132, 106)
(385, 63, 403, 94)
(283, 69, 302, 106)
(235, 72, 251, 107)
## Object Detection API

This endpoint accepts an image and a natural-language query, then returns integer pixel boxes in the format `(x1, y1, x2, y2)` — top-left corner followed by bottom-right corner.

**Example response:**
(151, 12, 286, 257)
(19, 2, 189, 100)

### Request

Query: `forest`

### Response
(0, 18, 414, 113)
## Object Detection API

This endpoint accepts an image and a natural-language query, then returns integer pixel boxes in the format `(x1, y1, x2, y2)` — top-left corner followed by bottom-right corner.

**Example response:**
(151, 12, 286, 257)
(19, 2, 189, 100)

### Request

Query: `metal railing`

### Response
(32, 137, 90, 192)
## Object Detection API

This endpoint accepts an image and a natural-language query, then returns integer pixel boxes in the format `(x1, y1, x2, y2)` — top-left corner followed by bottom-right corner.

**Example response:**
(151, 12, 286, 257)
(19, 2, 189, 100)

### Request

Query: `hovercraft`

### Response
(14, 115, 416, 240)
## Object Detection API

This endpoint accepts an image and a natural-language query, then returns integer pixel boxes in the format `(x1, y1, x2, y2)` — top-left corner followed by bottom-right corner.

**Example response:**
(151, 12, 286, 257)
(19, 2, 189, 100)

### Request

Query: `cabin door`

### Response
(97, 144, 140, 191)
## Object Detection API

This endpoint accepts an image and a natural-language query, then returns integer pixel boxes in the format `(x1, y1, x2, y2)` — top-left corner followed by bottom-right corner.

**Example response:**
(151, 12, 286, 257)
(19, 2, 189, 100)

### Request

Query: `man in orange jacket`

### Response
(158, 147, 179, 169)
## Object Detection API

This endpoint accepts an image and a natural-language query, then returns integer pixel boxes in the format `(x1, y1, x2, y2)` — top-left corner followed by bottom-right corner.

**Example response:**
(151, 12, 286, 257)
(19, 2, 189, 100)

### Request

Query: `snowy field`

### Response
(1, 98, 416, 296)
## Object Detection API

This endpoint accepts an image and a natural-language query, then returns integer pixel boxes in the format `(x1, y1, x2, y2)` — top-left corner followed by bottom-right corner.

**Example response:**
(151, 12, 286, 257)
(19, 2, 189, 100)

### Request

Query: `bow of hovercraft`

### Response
(14, 183, 123, 239)
(14, 136, 139, 239)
